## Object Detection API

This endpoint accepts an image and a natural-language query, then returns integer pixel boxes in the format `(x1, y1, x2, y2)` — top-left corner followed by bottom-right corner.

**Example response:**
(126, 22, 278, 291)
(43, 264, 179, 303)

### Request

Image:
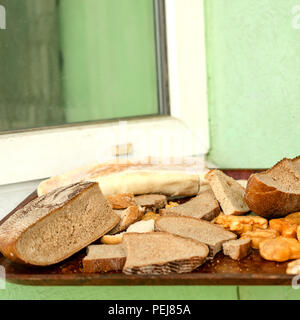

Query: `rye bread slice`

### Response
(122, 232, 209, 275)
(222, 238, 251, 260)
(160, 188, 220, 221)
(205, 170, 250, 215)
(155, 216, 237, 257)
(82, 244, 126, 273)
(135, 194, 167, 209)
(245, 156, 300, 218)
(0, 182, 120, 266)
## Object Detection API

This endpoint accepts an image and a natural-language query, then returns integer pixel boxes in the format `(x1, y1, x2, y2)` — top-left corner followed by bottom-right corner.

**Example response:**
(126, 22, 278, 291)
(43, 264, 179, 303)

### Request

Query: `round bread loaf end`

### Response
(245, 169, 300, 219)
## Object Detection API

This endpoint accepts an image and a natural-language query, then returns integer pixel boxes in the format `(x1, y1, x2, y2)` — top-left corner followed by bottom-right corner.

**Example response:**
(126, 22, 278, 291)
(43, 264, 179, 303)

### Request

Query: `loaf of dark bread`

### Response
(0, 182, 120, 266)
(245, 156, 300, 218)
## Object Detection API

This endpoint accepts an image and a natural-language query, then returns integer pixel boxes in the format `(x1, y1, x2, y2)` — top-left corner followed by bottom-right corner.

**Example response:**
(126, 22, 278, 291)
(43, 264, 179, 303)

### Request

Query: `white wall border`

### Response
(165, 0, 209, 151)
(0, 0, 209, 185)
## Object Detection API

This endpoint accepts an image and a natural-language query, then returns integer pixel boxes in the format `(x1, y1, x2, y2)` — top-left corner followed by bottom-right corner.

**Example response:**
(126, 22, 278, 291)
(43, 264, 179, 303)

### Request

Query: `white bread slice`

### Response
(122, 232, 209, 275)
(82, 244, 126, 273)
(100, 219, 155, 244)
(245, 156, 300, 218)
(205, 170, 250, 215)
(109, 206, 144, 234)
(127, 219, 155, 233)
(155, 215, 237, 257)
(0, 182, 120, 266)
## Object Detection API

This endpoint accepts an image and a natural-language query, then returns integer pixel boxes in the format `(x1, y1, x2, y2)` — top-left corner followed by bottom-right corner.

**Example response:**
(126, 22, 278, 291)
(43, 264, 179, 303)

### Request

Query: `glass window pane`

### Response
(0, 0, 160, 132)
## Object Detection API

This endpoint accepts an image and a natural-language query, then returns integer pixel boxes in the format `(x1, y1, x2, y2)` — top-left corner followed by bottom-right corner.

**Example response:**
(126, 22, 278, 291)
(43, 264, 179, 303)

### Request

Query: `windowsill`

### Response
(0, 116, 209, 186)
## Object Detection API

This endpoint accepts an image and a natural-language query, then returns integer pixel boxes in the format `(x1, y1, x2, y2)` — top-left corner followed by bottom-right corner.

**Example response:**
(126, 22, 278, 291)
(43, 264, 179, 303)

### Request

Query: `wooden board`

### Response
(0, 170, 295, 286)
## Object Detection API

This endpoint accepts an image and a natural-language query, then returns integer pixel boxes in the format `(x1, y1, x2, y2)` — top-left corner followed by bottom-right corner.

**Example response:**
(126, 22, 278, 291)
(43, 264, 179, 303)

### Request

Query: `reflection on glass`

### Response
(0, 0, 159, 131)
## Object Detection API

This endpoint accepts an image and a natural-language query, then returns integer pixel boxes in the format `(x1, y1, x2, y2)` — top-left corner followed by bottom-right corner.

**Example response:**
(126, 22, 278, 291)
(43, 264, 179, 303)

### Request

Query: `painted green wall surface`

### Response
(59, 0, 159, 123)
(205, 0, 300, 169)
(0, 283, 237, 300)
(2, 283, 300, 300)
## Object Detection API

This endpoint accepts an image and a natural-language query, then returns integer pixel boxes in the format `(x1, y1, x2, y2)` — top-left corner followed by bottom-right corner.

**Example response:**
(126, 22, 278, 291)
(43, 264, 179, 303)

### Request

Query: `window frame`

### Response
(0, 0, 209, 185)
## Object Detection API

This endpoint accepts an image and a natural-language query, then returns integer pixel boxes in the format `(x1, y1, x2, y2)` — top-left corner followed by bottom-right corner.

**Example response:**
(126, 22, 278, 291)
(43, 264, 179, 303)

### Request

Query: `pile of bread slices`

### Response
(1, 156, 300, 275)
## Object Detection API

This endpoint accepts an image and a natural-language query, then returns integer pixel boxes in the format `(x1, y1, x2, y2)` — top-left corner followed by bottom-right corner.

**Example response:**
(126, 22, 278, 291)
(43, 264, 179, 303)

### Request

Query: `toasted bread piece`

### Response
(155, 216, 236, 257)
(245, 156, 300, 218)
(101, 233, 125, 245)
(269, 219, 297, 238)
(205, 170, 250, 215)
(222, 238, 251, 260)
(100, 219, 155, 244)
(240, 228, 279, 249)
(286, 259, 300, 274)
(160, 189, 220, 221)
(0, 182, 120, 266)
(215, 214, 268, 234)
(83, 244, 126, 273)
(109, 206, 144, 234)
(122, 232, 209, 275)
(259, 237, 300, 262)
(142, 212, 161, 221)
(106, 193, 136, 209)
(286, 212, 300, 224)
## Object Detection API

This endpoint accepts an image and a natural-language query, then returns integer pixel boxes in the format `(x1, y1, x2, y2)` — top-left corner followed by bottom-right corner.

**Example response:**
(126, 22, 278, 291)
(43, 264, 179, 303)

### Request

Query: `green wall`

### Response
(205, 0, 300, 169)
(2, 283, 300, 300)
(59, 0, 159, 123)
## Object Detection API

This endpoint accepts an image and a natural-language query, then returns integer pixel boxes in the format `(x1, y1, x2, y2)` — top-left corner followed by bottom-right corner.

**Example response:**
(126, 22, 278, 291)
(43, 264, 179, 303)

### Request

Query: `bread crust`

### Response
(245, 165, 300, 218)
(82, 245, 126, 273)
(0, 182, 120, 265)
(83, 256, 126, 273)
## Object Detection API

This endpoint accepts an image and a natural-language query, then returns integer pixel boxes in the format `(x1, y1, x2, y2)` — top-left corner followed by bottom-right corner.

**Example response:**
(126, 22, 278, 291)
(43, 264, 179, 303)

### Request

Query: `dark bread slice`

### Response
(155, 216, 237, 257)
(205, 170, 250, 215)
(122, 232, 209, 275)
(222, 238, 251, 260)
(160, 188, 220, 221)
(135, 194, 167, 209)
(83, 244, 126, 273)
(245, 156, 300, 218)
(0, 182, 120, 266)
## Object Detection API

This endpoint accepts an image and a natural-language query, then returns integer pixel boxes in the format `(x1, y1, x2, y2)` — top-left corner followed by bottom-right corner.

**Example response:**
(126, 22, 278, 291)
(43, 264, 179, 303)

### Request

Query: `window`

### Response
(0, 0, 209, 185)
(0, 0, 169, 132)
